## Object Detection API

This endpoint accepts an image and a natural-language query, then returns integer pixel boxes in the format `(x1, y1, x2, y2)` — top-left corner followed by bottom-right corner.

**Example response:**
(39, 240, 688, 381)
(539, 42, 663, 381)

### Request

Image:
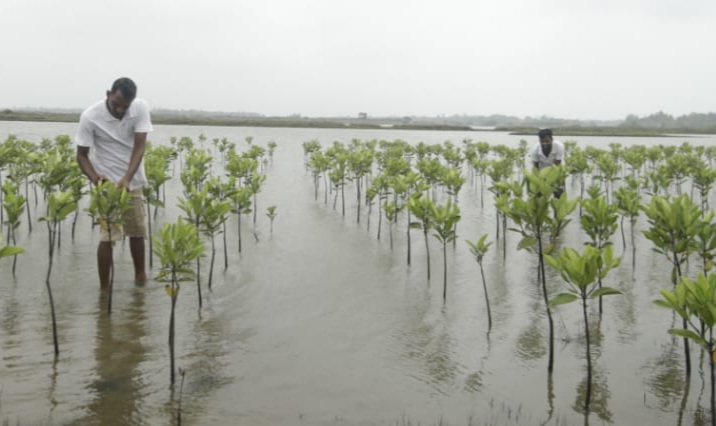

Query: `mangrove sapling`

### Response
(2, 180, 25, 274)
(499, 166, 563, 373)
(466, 234, 494, 331)
(486, 158, 514, 241)
(212, 177, 238, 269)
(86, 181, 131, 314)
(548, 185, 578, 242)
(246, 171, 266, 226)
(308, 151, 330, 203)
(178, 187, 213, 308)
(469, 157, 490, 208)
(369, 174, 391, 240)
(429, 200, 460, 301)
(579, 192, 619, 315)
(593, 153, 620, 203)
(328, 152, 348, 216)
(144, 145, 172, 268)
(66, 174, 86, 242)
(644, 166, 673, 197)
(200, 192, 231, 290)
(404, 172, 429, 266)
(408, 194, 434, 281)
(665, 153, 692, 196)
(383, 200, 399, 250)
(441, 167, 465, 248)
(266, 206, 277, 234)
(654, 273, 716, 426)
(566, 148, 591, 216)
(348, 148, 374, 224)
(180, 150, 212, 193)
(547, 245, 621, 415)
(643, 194, 705, 376)
(302, 139, 322, 170)
(39, 189, 78, 358)
(154, 217, 204, 385)
(230, 186, 252, 254)
(696, 220, 716, 274)
(37, 146, 77, 249)
(415, 157, 445, 201)
(267, 141, 277, 164)
(692, 164, 716, 212)
(614, 186, 641, 266)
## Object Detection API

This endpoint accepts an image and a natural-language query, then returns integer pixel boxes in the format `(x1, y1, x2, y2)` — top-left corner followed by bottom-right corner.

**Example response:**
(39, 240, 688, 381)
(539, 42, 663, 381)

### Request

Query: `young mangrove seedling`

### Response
(39, 189, 78, 358)
(86, 181, 131, 314)
(547, 245, 621, 415)
(499, 166, 564, 373)
(408, 194, 434, 281)
(2, 180, 26, 274)
(643, 194, 703, 376)
(654, 273, 716, 426)
(199, 186, 231, 290)
(579, 191, 619, 315)
(154, 217, 204, 385)
(429, 199, 460, 301)
(266, 205, 278, 234)
(467, 234, 494, 332)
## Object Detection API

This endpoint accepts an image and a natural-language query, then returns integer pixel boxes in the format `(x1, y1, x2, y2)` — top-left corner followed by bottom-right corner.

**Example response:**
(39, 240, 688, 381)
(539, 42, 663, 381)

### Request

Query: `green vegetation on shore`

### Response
(2, 109, 714, 136)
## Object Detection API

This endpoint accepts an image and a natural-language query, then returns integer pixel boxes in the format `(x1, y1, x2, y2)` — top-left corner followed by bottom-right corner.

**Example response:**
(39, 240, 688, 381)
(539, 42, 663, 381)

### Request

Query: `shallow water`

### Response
(2, 121, 716, 425)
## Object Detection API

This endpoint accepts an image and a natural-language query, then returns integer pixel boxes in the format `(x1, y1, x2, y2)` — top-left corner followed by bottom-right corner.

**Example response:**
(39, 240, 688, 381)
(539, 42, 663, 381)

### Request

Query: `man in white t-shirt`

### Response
(530, 128, 566, 197)
(75, 77, 153, 290)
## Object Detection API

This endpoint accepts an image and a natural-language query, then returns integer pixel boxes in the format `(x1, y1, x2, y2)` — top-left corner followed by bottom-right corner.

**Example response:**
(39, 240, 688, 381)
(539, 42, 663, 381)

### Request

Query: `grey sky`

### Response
(1, 0, 714, 120)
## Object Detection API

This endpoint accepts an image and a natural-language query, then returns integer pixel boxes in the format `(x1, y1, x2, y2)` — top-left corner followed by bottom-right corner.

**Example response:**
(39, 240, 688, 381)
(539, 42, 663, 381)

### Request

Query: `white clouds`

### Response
(0, 0, 714, 119)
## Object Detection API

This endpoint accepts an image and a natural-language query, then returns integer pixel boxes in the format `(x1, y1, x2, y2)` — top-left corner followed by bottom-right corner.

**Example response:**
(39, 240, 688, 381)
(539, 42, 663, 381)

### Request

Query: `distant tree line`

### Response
(620, 111, 716, 130)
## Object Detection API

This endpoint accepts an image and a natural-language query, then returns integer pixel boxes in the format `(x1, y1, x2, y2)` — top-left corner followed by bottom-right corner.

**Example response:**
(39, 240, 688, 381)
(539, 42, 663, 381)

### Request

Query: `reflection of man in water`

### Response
(530, 128, 565, 197)
(86, 289, 147, 426)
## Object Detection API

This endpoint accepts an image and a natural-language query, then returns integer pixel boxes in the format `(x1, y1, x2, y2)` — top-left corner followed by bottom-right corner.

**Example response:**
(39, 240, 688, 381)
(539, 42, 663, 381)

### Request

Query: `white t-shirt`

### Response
(530, 140, 565, 170)
(75, 98, 153, 191)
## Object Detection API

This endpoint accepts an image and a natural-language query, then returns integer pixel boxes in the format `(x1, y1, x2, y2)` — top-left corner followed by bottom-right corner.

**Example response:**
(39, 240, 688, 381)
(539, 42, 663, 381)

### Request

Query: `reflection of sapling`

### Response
(86, 181, 131, 313)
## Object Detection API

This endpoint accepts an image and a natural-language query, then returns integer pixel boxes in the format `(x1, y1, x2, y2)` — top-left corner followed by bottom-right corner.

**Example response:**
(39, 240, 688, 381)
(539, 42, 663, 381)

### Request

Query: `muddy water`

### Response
(1, 121, 716, 425)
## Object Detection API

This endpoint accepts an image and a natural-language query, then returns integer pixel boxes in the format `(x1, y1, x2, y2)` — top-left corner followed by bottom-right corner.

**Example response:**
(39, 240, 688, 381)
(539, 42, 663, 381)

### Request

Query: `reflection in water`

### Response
(572, 363, 613, 424)
(516, 318, 547, 362)
(394, 290, 464, 395)
(75, 287, 148, 426)
(644, 339, 686, 412)
(175, 311, 237, 424)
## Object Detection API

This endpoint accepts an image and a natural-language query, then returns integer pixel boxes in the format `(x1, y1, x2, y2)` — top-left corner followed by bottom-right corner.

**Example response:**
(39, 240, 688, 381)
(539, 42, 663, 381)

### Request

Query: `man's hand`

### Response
(116, 177, 130, 190)
(93, 173, 109, 185)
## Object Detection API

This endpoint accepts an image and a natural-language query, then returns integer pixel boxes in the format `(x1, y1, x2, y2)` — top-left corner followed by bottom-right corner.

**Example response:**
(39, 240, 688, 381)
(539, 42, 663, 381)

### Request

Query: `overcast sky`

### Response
(1, 0, 714, 120)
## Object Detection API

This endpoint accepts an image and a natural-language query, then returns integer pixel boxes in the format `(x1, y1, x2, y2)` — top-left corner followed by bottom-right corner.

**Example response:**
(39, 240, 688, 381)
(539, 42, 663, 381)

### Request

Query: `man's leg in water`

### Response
(130, 237, 146, 282)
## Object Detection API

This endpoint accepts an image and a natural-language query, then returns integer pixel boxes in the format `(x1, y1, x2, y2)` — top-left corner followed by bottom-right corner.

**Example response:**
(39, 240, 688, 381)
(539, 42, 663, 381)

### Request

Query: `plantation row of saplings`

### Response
(298, 137, 716, 423)
(0, 133, 277, 392)
(2, 134, 716, 422)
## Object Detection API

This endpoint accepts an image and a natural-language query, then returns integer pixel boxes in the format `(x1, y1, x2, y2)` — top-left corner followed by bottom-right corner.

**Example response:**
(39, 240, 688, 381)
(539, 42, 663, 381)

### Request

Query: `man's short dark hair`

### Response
(110, 77, 137, 100)
(538, 128, 553, 139)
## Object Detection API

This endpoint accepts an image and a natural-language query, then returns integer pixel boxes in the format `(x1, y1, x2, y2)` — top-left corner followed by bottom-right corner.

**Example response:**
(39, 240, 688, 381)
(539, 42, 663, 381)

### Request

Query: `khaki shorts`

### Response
(100, 188, 147, 242)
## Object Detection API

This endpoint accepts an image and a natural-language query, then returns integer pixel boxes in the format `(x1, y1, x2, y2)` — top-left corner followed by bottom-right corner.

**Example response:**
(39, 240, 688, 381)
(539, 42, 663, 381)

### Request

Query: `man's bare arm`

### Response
(76, 146, 105, 184)
(117, 132, 147, 189)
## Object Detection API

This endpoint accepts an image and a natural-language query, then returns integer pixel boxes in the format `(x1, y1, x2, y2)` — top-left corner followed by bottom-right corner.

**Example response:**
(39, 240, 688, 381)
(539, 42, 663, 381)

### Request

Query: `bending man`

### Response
(75, 77, 153, 290)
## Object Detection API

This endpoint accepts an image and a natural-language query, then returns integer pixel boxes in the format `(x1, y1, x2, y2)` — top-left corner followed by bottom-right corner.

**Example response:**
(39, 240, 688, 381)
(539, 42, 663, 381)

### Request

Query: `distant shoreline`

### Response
(1, 110, 713, 137)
